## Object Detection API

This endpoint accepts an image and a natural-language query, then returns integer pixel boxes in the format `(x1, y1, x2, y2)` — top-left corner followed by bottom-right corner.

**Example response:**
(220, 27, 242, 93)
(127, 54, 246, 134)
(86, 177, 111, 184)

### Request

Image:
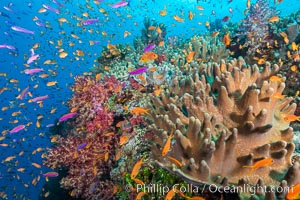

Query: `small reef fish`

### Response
(46, 81, 58, 86)
(269, 16, 279, 23)
(76, 142, 88, 150)
(0, 44, 16, 50)
(11, 26, 34, 34)
(243, 158, 273, 173)
(269, 75, 284, 82)
(283, 115, 300, 122)
(130, 107, 150, 115)
(43, 172, 59, 177)
(188, 11, 193, 20)
(27, 49, 40, 64)
(173, 15, 184, 22)
(119, 135, 129, 146)
(140, 52, 158, 63)
(59, 112, 77, 122)
(211, 31, 219, 38)
(31, 95, 49, 102)
(111, 1, 128, 8)
(136, 191, 147, 200)
(223, 33, 231, 46)
(222, 16, 230, 22)
(162, 134, 173, 156)
(9, 124, 26, 134)
(129, 67, 148, 75)
(186, 52, 195, 63)
(42, 4, 59, 14)
(130, 157, 144, 179)
(286, 183, 300, 200)
(81, 18, 99, 26)
(17, 86, 29, 100)
(167, 156, 183, 167)
(144, 44, 155, 52)
(32, 163, 41, 168)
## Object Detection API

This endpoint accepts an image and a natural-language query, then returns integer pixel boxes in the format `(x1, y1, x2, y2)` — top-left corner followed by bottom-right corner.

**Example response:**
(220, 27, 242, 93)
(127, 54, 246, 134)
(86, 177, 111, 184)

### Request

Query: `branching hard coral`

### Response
(150, 57, 299, 199)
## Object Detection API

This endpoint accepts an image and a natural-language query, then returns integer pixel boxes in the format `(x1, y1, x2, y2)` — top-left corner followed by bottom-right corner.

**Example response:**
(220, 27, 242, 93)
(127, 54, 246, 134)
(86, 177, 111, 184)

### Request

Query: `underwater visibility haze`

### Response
(1, 0, 300, 199)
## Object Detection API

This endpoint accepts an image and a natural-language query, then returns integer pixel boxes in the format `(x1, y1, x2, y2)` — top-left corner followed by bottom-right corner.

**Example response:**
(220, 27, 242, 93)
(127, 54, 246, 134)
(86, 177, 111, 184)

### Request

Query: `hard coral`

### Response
(150, 57, 299, 199)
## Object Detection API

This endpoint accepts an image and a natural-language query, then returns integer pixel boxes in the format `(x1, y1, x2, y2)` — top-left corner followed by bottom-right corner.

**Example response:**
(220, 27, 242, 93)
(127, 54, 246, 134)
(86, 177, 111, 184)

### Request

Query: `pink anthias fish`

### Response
(11, 26, 34, 34)
(42, 4, 60, 14)
(31, 95, 49, 102)
(17, 86, 29, 100)
(9, 125, 26, 134)
(59, 112, 77, 122)
(129, 66, 148, 75)
(144, 44, 155, 52)
(111, 1, 128, 8)
(24, 68, 44, 74)
(43, 172, 59, 177)
(27, 49, 40, 64)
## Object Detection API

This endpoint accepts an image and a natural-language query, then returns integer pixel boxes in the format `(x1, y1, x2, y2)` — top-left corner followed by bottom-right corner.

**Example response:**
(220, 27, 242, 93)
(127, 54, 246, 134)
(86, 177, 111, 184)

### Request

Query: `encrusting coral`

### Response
(150, 57, 300, 199)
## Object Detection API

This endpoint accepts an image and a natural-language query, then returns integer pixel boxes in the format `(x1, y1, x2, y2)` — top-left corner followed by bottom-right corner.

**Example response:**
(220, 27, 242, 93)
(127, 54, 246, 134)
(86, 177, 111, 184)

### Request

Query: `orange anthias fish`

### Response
(269, 16, 279, 23)
(243, 158, 273, 173)
(188, 11, 193, 20)
(130, 157, 144, 179)
(136, 191, 147, 200)
(283, 115, 300, 122)
(173, 15, 184, 22)
(286, 183, 300, 200)
(167, 156, 183, 167)
(223, 33, 230, 46)
(140, 52, 158, 63)
(269, 75, 284, 82)
(130, 107, 150, 115)
(162, 134, 174, 156)
(186, 52, 195, 63)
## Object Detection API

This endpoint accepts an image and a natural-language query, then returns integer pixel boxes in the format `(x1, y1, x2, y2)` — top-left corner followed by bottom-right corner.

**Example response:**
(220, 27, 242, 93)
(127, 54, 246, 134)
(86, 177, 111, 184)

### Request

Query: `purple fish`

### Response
(46, 124, 54, 128)
(35, 21, 46, 27)
(81, 18, 99, 26)
(27, 49, 40, 64)
(0, 44, 16, 50)
(59, 112, 77, 122)
(31, 95, 49, 102)
(24, 68, 43, 74)
(43, 172, 59, 177)
(17, 86, 29, 100)
(9, 125, 26, 134)
(222, 16, 230, 22)
(144, 44, 155, 52)
(111, 1, 128, 8)
(11, 26, 34, 34)
(42, 4, 60, 14)
(76, 142, 88, 150)
(129, 67, 148, 75)
(52, 0, 64, 7)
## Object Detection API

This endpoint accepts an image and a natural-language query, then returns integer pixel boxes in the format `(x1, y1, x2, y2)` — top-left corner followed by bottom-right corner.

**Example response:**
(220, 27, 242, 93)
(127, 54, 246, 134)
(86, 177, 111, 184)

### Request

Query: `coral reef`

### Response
(150, 57, 300, 199)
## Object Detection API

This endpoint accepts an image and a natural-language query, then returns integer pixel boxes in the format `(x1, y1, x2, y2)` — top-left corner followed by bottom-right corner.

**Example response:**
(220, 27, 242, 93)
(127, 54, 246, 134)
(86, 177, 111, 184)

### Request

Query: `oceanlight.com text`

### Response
(126, 183, 293, 196)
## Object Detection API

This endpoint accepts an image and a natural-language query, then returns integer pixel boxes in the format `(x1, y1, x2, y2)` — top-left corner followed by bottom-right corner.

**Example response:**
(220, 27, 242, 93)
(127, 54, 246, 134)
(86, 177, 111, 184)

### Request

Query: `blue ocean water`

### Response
(0, 0, 299, 199)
